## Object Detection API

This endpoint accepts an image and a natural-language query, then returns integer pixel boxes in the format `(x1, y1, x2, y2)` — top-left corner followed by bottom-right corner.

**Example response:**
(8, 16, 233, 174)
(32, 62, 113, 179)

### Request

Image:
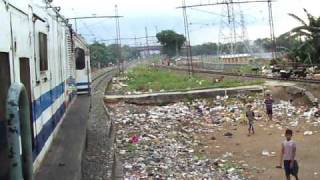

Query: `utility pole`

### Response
(115, 5, 122, 73)
(155, 25, 159, 34)
(145, 27, 150, 58)
(268, 0, 277, 60)
(182, 0, 193, 76)
(74, 19, 77, 33)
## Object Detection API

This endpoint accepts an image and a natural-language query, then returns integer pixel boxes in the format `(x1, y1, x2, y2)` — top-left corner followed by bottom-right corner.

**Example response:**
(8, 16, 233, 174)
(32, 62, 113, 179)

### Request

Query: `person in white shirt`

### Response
(278, 129, 299, 180)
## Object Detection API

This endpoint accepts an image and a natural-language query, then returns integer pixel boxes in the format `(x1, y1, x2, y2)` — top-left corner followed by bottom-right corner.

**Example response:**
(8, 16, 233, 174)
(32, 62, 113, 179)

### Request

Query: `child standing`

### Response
(264, 93, 274, 121)
(278, 129, 299, 180)
(245, 104, 255, 136)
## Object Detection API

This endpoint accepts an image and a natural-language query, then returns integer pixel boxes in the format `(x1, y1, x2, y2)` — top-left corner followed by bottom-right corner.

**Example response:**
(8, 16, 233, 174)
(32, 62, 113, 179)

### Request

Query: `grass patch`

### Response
(125, 66, 264, 92)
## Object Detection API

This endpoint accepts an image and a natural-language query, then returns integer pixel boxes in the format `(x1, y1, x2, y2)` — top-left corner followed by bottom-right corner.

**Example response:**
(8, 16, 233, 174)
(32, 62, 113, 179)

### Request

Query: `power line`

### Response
(67, 15, 124, 34)
(67, 15, 123, 20)
(99, 36, 157, 42)
(176, 0, 276, 9)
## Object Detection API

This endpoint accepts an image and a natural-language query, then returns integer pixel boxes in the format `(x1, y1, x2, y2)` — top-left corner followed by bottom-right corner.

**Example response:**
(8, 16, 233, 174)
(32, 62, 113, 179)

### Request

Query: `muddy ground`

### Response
(198, 119, 320, 180)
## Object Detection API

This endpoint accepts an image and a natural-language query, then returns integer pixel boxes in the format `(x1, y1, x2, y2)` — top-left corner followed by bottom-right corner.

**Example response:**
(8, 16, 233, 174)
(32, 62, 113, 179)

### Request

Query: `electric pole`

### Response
(115, 5, 122, 73)
(182, 0, 193, 76)
(268, 0, 277, 60)
(145, 27, 150, 58)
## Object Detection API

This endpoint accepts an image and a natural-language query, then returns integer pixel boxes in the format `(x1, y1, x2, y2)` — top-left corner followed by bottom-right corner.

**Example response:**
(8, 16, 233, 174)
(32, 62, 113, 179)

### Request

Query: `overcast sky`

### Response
(52, 0, 319, 45)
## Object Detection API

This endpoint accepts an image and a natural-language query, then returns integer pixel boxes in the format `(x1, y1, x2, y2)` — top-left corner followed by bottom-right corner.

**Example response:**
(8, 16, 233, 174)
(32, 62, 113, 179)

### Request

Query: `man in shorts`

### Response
(264, 93, 274, 121)
(278, 129, 299, 180)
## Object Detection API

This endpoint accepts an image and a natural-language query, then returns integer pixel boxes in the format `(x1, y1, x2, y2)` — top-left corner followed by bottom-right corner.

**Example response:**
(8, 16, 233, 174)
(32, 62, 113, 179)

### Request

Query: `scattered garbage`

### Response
(109, 92, 319, 179)
(304, 131, 313, 136)
(224, 132, 233, 137)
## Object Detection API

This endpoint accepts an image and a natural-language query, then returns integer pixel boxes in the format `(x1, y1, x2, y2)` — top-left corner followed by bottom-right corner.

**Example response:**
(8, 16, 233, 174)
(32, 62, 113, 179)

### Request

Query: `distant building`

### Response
(219, 53, 253, 65)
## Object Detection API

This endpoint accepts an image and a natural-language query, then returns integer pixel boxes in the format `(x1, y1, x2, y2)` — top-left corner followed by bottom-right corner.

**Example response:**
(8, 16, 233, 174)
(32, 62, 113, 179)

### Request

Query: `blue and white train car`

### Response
(0, 0, 91, 179)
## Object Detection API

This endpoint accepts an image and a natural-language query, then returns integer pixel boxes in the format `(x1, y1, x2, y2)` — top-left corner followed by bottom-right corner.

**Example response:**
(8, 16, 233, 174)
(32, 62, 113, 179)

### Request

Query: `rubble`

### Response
(303, 131, 313, 136)
(109, 93, 319, 179)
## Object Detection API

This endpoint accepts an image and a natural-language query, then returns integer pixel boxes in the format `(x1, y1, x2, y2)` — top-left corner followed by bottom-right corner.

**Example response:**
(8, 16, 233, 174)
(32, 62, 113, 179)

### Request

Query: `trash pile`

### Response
(113, 100, 247, 179)
(110, 95, 319, 179)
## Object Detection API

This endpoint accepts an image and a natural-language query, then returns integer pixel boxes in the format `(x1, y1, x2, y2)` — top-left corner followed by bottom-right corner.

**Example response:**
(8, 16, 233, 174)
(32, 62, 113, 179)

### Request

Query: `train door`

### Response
(0, 52, 11, 180)
(20, 58, 35, 148)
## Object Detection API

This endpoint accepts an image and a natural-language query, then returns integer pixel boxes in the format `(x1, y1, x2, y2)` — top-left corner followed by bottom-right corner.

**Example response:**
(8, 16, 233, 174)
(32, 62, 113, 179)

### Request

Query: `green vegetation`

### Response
(282, 9, 320, 64)
(125, 66, 264, 92)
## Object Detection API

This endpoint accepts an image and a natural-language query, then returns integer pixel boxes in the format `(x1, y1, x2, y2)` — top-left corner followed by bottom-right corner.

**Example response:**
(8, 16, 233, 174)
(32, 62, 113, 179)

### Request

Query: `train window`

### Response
(75, 48, 85, 70)
(39, 32, 48, 71)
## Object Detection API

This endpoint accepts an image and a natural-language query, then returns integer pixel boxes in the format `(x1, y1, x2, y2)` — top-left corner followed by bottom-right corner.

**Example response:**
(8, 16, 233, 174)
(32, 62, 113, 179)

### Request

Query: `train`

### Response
(0, 0, 91, 179)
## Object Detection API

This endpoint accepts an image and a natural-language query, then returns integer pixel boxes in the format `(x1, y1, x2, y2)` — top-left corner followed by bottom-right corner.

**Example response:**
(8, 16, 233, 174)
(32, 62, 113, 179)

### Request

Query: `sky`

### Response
(52, 0, 320, 45)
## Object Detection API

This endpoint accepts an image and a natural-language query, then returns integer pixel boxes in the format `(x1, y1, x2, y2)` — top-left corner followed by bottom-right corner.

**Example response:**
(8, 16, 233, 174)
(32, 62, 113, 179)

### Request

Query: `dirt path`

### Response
(199, 120, 320, 180)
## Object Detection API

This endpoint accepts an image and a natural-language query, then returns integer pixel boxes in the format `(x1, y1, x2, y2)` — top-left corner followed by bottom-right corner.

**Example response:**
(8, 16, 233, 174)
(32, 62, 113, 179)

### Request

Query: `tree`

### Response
(90, 42, 140, 68)
(282, 9, 320, 64)
(90, 42, 113, 67)
(156, 30, 186, 57)
(122, 45, 140, 60)
(192, 42, 218, 56)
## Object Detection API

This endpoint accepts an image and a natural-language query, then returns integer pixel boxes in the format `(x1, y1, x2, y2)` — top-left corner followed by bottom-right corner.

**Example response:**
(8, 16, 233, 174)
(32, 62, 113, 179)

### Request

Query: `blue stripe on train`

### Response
(32, 82, 65, 122)
(32, 102, 66, 160)
(30, 82, 68, 160)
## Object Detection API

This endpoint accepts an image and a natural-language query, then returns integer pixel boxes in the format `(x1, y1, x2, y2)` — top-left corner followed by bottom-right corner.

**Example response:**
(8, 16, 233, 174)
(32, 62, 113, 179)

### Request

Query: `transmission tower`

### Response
(177, 0, 277, 59)
(217, 0, 251, 56)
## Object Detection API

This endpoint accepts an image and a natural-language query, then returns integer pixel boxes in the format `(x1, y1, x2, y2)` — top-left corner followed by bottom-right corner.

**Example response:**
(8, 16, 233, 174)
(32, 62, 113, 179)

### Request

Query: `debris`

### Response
(304, 131, 313, 136)
(261, 150, 275, 157)
(262, 150, 270, 156)
(224, 132, 233, 137)
(110, 93, 317, 179)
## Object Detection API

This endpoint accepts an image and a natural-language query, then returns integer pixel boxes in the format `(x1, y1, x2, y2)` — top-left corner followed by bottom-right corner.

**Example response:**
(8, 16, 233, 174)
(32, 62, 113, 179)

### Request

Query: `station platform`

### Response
(35, 95, 90, 180)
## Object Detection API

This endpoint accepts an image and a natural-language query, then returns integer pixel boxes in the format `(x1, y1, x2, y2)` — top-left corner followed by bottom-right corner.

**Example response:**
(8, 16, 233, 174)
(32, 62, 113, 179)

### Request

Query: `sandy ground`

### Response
(199, 119, 320, 180)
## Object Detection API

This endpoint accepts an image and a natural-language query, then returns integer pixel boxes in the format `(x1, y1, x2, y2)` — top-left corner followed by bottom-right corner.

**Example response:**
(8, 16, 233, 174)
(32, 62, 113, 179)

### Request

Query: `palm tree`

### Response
(283, 9, 320, 65)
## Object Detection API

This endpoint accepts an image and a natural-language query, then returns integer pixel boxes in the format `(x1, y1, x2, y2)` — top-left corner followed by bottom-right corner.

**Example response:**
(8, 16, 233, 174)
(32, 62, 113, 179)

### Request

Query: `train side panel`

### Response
(0, 2, 14, 179)
(0, 0, 81, 173)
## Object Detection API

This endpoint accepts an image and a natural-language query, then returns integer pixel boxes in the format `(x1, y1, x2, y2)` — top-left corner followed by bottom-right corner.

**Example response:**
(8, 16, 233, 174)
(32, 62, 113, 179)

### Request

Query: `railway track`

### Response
(91, 68, 118, 91)
(155, 65, 320, 84)
(83, 67, 118, 180)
